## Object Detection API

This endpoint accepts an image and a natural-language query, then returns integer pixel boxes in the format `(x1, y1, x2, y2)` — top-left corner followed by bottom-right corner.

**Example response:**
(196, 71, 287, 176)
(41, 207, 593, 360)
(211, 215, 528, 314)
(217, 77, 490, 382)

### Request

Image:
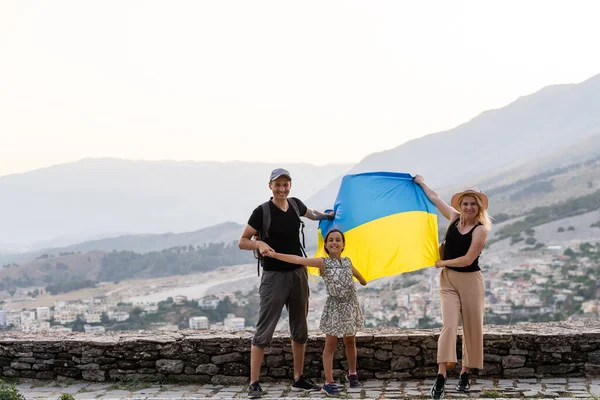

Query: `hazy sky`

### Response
(2, 0, 600, 176)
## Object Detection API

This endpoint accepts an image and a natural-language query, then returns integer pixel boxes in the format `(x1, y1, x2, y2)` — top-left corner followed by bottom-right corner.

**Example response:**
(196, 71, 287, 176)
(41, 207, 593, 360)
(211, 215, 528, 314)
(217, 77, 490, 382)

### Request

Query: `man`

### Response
(238, 168, 333, 399)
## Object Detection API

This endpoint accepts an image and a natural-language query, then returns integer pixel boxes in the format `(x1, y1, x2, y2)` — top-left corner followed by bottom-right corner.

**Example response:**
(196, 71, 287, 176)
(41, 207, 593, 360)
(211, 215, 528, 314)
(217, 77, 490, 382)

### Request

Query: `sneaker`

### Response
(321, 382, 341, 396)
(456, 372, 470, 392)
(248, 381, 263, 399)
(348, 373, 360, 388)
(291, 375, 321, 391)
(430, 374, 446, 399)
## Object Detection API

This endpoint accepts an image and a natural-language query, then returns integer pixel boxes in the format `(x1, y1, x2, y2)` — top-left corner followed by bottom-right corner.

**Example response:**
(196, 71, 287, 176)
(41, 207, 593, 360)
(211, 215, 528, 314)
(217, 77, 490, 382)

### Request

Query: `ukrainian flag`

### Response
(310, 172, 439, 282)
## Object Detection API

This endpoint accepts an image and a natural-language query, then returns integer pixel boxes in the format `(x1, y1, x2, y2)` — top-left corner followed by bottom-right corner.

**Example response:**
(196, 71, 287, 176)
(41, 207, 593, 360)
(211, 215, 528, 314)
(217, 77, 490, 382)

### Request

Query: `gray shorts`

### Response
(252, 267, 309, 348)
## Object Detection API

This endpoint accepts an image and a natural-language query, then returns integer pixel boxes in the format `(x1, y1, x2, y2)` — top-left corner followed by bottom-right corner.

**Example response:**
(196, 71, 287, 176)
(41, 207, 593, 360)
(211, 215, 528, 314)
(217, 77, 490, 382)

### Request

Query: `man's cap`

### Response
(270, 168, 292, 181)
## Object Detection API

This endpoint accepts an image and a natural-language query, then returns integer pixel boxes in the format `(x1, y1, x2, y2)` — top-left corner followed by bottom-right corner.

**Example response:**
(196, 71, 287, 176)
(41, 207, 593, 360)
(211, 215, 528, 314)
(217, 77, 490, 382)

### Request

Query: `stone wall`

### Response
(1, 321, 600, 383)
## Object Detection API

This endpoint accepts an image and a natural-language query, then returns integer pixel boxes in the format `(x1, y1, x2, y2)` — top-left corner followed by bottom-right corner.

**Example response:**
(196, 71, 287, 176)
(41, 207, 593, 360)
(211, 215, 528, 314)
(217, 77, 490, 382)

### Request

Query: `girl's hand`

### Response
(435, 260, 445, 268)
(319, 265, 324, 276)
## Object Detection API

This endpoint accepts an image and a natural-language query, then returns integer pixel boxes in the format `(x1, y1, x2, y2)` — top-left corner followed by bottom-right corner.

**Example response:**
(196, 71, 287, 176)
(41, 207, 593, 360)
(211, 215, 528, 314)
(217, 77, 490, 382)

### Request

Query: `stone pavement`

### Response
(9, 377, 600, 399)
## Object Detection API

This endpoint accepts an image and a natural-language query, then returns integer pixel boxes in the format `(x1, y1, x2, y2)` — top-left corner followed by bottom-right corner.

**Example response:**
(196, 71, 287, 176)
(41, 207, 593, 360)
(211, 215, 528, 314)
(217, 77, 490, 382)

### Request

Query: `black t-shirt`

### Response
(248, 197, 308, 271)
(444, 221, 482, 273)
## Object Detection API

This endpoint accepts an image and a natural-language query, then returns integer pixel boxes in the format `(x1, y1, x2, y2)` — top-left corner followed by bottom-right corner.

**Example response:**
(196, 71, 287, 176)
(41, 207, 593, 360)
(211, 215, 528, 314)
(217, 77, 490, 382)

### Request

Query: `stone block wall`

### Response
(1, 321, 600, 384)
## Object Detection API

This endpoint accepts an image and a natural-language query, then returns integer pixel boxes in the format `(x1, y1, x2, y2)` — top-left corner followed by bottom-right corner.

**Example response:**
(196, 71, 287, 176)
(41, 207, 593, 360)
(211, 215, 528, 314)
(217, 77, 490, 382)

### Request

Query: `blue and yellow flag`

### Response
(310, 172, 439, 282)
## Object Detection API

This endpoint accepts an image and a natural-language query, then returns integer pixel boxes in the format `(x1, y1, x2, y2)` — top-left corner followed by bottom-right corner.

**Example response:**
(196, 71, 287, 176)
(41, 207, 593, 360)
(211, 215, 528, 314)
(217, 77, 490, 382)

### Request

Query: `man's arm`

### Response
(303, 208, 334, 221)
(238, 224, 274, 255)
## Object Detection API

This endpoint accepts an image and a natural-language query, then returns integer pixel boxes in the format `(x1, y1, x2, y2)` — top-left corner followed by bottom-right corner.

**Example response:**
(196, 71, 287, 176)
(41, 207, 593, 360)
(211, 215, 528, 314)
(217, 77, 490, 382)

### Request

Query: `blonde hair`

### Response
(457, 194, 492, 231)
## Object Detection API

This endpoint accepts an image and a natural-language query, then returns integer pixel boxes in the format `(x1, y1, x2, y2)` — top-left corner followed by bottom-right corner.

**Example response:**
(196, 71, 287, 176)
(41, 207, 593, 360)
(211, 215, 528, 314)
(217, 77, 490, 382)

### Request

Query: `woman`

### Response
(414, 175, 492, 400)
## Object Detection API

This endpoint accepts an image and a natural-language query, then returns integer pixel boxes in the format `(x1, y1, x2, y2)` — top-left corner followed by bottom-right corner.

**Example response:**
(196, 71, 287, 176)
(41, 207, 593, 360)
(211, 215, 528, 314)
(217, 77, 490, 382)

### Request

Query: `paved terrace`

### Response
(9, 376, 600, 399)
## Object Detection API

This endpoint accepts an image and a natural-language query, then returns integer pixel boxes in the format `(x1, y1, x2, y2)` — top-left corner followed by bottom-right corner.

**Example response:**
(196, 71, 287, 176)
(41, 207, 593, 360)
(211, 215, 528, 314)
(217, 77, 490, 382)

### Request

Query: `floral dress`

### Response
(319, 257, 364, 336)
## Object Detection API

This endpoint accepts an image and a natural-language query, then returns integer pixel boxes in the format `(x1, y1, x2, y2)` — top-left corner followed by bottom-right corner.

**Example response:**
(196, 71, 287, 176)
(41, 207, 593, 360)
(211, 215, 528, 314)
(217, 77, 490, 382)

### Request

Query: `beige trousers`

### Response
(437, 268, 484, 369)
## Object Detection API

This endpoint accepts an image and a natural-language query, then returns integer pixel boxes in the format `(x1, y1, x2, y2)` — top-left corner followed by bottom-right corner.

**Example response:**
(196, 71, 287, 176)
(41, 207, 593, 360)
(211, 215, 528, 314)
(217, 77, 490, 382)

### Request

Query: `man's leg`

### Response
(251, 271, 288, 383)
(291, 339, 306, 381)
(250, 346, 265, 383)
(287, 267, 309, 378)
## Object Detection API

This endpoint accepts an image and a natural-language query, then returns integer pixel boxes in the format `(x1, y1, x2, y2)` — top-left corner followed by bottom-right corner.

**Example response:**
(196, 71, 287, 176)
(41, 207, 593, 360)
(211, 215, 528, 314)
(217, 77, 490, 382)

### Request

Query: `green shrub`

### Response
(0, 380, 25, 400)
(58, 395, 75, 400)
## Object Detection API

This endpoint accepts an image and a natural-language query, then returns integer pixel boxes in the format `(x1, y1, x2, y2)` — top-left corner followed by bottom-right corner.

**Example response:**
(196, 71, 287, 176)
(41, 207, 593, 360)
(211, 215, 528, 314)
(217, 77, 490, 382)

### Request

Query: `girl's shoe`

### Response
(348, 373, 360, 388)
(321, 382, 341, 396)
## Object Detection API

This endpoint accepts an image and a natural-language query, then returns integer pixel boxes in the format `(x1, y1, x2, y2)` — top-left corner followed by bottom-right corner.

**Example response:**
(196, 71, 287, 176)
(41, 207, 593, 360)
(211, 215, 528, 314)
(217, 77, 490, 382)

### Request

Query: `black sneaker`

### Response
(248, 381, 263, 398)
(430, 374, 446, 399)
(291, 375, 321, 392)
(456, 372, 470, 392)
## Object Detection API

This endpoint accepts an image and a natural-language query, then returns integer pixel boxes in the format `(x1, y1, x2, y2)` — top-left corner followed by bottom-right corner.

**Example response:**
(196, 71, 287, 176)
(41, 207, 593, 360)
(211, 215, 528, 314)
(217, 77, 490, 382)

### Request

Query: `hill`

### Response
(0, 241, 254, 294)
(0, 221, 245, 265)
(308, 73, 600, 209)
(0, 158, 351, 247)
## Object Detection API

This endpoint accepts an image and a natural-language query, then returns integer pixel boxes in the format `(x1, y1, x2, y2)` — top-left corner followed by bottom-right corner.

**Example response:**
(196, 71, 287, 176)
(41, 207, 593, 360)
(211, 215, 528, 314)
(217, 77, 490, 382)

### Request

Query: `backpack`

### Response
(253, 198, 307, 276)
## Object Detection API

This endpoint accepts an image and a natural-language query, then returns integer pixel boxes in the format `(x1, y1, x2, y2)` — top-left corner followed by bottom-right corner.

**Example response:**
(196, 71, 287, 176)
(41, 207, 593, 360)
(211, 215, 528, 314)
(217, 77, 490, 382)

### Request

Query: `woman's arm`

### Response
(436, 226, 487, 268)
(413, 175, 459, 221)
(271, 252, 325, 268)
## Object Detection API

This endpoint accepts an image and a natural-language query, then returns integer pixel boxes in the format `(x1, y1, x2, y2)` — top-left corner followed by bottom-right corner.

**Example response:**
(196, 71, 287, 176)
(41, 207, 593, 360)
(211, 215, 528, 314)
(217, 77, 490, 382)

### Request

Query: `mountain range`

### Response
(0, 159, 350, 248)
(2, 72, 600, 269)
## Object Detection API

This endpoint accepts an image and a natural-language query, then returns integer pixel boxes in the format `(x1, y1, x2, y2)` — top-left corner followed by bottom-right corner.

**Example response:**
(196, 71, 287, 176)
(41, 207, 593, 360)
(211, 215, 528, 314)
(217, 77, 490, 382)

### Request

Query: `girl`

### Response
(270, 229, 367, 396)
(414, 176, 492, 400)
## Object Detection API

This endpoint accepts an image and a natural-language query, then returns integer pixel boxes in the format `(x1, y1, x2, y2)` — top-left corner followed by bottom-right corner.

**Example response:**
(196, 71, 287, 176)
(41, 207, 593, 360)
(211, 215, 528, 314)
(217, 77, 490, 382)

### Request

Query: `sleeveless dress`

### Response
(319, 257, 364, 336)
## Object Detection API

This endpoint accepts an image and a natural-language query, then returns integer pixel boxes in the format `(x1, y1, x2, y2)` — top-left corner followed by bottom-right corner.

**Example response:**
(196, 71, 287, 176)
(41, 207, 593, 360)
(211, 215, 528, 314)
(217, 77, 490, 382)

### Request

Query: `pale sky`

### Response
(1, 0, 600, 176)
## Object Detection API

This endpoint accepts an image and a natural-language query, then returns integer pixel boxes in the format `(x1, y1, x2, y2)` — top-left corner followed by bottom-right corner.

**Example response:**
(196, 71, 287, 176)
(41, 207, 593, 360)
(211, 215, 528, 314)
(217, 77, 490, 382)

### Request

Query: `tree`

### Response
(564, 248, 575, 257)
(8, 288, 16, 297)
(71, 316, 86, 332)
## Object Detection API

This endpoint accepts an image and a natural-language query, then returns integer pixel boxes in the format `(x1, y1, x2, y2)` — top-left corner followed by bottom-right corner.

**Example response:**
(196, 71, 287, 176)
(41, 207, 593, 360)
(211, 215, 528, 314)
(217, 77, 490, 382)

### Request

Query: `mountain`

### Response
(308, 73, 600, 209)
(0, 241, 254, 291)
(0, 221, 245, 265)
(0, 158, 352, 246)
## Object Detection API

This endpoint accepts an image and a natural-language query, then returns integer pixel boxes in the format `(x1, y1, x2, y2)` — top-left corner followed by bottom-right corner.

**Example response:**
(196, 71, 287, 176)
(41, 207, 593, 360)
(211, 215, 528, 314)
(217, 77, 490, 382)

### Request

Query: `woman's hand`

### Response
(319, 264, 324, 276)
(435, 260, 446, 268)
(413, 174, 424, 185)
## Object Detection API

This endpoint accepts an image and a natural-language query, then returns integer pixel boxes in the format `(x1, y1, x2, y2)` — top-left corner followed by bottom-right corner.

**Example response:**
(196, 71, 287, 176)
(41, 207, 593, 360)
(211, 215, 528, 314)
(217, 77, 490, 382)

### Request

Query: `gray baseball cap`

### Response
(270, 168, 292, 181)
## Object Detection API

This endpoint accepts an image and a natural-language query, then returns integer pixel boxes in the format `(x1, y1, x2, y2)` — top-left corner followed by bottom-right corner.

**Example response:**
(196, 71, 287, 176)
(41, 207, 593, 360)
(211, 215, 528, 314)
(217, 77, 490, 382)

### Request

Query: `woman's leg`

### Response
(343, 335, 357, 374)
(323, 334, 338, 383)
(437, 269, 461, 376)
(458, 271, 485, 370)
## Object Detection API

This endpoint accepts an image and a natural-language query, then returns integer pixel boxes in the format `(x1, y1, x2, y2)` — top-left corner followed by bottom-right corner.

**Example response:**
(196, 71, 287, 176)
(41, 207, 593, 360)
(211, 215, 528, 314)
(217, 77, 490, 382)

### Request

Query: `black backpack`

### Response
(253, 198, 307, 276)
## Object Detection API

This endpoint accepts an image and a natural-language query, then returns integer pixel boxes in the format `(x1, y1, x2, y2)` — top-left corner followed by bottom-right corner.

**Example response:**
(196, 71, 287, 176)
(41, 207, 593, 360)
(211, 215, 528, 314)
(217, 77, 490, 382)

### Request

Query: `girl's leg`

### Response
(323, 334, 338, 383)
(343, 335, 357, 374)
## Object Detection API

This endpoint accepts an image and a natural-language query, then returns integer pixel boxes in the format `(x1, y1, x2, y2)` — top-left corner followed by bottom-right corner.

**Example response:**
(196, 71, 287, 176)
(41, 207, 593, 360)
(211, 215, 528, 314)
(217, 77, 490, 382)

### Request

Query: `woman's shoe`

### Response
(430, 374, 446, 399)
(456, 372, 470, 392)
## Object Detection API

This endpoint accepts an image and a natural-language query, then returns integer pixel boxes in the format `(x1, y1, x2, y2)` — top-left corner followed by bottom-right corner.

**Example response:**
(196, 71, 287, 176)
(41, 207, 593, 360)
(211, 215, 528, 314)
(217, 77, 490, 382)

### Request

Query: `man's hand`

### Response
(326, 210, 334, 220)
(435, 260, 445, 268)
(258, 242, 275, 258)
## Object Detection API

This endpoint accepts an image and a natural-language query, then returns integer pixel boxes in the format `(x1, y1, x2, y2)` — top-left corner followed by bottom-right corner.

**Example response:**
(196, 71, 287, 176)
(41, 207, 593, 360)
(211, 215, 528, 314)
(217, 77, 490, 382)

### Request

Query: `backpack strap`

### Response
(288, 198, 307, 257)
(255, 201, 271, 276)
(260, 202, 271, 242)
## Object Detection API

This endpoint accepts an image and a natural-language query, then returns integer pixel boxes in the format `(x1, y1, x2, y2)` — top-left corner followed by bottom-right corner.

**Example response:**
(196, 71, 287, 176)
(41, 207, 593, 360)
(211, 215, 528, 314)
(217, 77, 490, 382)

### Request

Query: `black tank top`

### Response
(444, 220, 482, 273)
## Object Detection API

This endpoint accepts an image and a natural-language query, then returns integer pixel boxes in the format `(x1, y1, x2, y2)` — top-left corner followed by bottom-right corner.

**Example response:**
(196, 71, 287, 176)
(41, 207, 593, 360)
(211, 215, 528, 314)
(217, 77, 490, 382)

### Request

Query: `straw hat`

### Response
(451, 187, 489, 210)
